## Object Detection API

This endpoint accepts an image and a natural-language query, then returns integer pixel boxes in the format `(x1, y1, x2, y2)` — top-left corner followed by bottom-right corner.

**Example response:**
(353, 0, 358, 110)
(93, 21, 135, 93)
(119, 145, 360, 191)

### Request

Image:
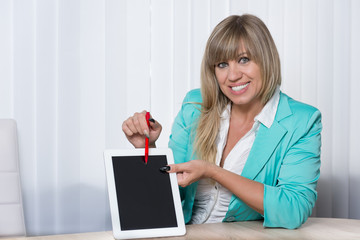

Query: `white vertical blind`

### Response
(151, 0, 174, 147)
(349, 0, 360, 220)
(0, 0, 13, 117)
(283, 0, 302, 100)
(79, 0, 107, 233)
(35, 0, 58, 234)
(316, 0, 334, 218)
(57, 1, 81, 234)
(332, 0, 351, 218)
(12, 0, 38, 234)
(0, 0, 359, 235)
(104, 0, 126, 149)
(173, 0, 191, 117)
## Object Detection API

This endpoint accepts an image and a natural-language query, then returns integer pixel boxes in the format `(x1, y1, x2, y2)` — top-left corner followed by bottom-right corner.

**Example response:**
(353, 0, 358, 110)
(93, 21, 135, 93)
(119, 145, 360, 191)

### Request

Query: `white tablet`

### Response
(104, 148, 186, 239)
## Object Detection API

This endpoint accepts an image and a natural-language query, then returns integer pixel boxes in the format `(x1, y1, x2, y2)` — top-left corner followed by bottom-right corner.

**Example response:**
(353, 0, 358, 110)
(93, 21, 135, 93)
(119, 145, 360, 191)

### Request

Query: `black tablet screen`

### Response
(112, 155, 178, 230)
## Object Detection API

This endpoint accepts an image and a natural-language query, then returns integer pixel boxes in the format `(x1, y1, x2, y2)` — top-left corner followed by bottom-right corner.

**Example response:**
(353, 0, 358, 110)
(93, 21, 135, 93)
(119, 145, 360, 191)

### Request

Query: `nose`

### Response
(228, 61, 243, 82)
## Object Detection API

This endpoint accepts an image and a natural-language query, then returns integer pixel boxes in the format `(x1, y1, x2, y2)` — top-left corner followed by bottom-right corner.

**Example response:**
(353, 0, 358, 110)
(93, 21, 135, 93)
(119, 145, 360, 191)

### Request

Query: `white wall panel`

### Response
(151, 0, 174, 147)
(34, 0, 58, 235)
(12, 0, 38, 234)
(210, 0, 230, 30)
(301, 0, 318, 106)
(125, 0, 151, 119)
(230, 0, 247, 15)
(79, 0, 107, 232)
(301, 2, 318, 215)
(190, 0, 210, 90)
(173, 0, 191, 117)
(267, 0, 284, 77)
(315, 0, 334, 218)
(56, 0, 81, 235)
(0, 0, 13, 118)
(105, 0, 127, 149)
(247, 0, 269, 23)
(349, 0, 360, 220)
(282, 0, 302, 100)
(332, 0, 351, 218)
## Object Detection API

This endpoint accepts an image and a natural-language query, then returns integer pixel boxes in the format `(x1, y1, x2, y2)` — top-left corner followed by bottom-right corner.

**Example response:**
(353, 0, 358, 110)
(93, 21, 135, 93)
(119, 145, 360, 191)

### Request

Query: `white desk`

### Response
(2, 218, 360, 240)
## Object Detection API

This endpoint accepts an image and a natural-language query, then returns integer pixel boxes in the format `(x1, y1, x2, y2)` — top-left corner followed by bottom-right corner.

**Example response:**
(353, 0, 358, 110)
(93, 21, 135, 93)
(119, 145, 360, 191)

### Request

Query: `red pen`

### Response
(145, 112, 150, 164)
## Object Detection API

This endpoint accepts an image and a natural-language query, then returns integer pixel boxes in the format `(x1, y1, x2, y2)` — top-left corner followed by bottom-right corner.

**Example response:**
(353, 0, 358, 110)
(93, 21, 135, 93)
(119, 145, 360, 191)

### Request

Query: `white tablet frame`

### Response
(104, 148, 186, 239)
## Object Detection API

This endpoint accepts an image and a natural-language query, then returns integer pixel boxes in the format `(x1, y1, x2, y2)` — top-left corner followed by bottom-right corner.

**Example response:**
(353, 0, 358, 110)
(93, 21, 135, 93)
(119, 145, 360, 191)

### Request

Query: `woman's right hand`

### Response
(122, 111, 162, 148)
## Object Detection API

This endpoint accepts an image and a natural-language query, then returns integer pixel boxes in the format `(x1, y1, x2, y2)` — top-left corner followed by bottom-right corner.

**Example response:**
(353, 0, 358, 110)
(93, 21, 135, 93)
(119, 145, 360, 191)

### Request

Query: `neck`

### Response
(230, 100, 264, 124)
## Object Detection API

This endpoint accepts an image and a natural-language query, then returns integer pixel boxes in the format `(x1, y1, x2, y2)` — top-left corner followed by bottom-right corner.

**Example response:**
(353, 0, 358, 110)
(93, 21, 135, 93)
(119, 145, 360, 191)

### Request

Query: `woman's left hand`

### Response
(167, 160, 214, 187)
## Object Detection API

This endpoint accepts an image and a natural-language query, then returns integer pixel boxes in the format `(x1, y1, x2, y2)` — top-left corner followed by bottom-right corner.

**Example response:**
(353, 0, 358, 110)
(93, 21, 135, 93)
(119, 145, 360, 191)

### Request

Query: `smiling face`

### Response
(201, 15, 281, 113)
(214, 49, 263, 109)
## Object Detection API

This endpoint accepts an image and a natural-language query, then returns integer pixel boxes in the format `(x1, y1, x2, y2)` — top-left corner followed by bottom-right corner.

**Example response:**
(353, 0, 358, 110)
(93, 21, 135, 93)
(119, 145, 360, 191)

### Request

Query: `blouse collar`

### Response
(221, 85, 281, 129)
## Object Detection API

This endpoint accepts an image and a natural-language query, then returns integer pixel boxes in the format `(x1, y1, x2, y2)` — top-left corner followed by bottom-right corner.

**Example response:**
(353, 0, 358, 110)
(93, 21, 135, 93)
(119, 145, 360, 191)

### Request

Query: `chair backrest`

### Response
(0, 119, 26, 237)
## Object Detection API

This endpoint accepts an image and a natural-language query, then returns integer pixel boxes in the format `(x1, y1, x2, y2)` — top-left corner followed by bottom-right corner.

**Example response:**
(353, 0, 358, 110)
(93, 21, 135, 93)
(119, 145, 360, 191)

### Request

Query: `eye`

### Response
(216, 62, 228, 68)
(238, 57, 250, 64)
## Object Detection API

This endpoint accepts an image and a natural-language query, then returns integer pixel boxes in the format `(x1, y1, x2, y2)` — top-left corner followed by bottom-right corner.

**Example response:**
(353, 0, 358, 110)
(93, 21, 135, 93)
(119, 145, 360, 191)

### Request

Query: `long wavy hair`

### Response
(194, 14, 281, 164)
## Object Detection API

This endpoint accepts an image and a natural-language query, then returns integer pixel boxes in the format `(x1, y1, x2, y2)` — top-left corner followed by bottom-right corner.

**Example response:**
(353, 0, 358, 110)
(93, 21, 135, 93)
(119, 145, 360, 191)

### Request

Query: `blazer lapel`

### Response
(241, 93, 292, 180)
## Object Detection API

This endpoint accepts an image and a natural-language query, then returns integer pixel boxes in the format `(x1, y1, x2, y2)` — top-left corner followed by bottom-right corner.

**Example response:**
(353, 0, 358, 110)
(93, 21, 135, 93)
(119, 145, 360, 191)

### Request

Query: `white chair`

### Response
(0, 119, 26, 237)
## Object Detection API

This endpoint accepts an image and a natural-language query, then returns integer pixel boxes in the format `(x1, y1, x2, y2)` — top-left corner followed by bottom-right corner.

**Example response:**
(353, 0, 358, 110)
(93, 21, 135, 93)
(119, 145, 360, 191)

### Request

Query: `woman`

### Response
(122, 14, 322, 229)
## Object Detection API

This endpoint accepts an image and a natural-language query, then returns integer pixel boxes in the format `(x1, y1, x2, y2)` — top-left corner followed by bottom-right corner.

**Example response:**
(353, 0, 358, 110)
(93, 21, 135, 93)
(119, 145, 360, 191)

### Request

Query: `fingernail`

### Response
(149, 118, 155, 123)
(143, 130, 150, 138)
(159, 166, 170, 172)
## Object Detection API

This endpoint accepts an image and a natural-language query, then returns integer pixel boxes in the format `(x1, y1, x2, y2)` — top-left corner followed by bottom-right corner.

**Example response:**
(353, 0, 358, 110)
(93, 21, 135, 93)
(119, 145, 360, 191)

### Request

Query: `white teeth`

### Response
(232, 82, 249, 91)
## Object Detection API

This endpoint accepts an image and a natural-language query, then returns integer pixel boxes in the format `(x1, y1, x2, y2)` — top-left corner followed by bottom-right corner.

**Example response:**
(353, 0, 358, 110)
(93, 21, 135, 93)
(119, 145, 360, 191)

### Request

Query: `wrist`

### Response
(204, 162, 218, 179)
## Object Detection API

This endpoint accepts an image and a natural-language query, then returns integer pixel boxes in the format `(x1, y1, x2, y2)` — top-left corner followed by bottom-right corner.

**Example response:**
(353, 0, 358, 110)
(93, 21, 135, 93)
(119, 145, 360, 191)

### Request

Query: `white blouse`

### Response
(190, 87, 280, 224)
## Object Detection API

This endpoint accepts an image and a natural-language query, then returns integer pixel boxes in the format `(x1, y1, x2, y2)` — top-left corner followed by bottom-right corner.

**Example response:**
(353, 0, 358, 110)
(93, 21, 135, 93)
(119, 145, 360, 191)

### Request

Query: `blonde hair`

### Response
(194, 14, 281, 164)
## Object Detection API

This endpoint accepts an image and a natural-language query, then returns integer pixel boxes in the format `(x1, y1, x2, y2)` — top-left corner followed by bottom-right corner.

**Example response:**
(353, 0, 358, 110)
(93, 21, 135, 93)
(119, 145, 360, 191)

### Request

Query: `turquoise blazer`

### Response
(168, 89, 322, 229)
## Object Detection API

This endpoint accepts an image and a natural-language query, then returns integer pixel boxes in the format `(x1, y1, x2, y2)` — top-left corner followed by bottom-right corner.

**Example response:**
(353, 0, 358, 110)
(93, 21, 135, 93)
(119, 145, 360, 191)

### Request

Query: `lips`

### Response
(231, 82, 250, 91)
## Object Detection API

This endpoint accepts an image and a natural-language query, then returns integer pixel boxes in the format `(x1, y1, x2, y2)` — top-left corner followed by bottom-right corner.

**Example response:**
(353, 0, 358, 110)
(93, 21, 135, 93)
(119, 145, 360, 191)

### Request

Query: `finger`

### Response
(132, 112, 147, 137)
(176, 173, 186, 187)
(166, 164, 176, 173)
(167, 163, 188, 173)
(176, 173, 192, 188)
(149, 118, 162, 131)
(138, 111, 151, 137)
(148, 113, 159, 130)
(122, 121, 135, 137)
(122, 117, 140, 136)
